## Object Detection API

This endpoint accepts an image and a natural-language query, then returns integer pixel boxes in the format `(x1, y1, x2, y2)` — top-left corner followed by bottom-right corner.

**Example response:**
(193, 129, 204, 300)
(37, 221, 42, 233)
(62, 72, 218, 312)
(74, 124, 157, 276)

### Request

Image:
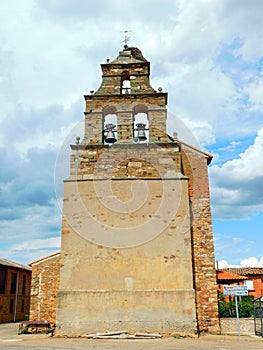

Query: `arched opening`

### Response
(133, 104, 149, 143)
(103, 106, 118, 144)
(121, 71, 131, 94)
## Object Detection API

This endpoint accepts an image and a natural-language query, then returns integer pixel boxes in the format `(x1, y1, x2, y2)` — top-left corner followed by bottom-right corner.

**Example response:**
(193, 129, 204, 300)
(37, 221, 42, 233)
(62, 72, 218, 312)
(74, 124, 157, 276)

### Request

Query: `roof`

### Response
(123, 46, 147, 61)
(167, 134, 213, 165)
(110, 46, 148, 65)
(0, 257, 31, 271)
(217, 270, 247, 281)
(223, 267, 263, 276)
(29, 251, 61, 266)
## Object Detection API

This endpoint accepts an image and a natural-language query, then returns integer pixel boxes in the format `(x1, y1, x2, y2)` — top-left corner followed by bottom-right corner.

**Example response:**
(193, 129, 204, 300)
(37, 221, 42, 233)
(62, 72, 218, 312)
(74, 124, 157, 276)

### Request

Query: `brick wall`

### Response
(0, 268, 31, 323)
(29, 253, 61, 326)
(182, 147, 220, 333)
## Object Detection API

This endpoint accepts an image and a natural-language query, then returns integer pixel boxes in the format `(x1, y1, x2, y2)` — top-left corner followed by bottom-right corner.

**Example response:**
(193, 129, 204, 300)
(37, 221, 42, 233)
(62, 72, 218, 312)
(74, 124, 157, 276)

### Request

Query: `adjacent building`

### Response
(220, 268, 263, 300)
(29, 252, 61, 326)
(0, 258, 31, 323)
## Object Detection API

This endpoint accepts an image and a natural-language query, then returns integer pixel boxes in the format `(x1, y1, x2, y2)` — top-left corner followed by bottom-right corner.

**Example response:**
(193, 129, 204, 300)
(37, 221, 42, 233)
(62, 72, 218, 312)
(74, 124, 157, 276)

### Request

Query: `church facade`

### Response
(55, 46, 219, 336)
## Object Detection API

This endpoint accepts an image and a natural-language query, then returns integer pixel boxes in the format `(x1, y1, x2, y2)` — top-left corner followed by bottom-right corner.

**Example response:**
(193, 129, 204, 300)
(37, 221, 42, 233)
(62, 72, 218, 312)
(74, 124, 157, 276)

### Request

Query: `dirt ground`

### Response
(0, 322, 262, 350)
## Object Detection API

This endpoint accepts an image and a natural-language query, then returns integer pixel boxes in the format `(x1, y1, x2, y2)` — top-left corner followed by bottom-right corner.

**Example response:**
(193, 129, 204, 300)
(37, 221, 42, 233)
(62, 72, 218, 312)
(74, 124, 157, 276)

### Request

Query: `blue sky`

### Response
(0, 0, 262, 267)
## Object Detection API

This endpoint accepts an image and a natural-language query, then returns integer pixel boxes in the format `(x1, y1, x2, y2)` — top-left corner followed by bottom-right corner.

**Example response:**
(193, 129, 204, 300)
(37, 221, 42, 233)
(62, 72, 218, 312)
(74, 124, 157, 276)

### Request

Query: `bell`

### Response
(136, 123, 147, 141)
(105, 130, 117, 143)
(104, 123, 117, 143)
(137, 129, 147, 140)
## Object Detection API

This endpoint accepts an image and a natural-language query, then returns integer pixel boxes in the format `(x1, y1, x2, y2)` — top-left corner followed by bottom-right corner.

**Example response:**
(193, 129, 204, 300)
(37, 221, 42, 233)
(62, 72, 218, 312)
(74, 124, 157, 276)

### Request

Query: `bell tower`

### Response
(56, 45, 219, 336)
(83, 45, 168, 146)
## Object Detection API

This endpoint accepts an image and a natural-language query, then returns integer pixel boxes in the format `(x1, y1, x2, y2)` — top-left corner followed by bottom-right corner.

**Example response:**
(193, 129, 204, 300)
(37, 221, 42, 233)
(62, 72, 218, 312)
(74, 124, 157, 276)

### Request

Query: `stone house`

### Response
(0, 257, 31, 323)
(29, 252, 60, 326)
(30, 45, 220, 336)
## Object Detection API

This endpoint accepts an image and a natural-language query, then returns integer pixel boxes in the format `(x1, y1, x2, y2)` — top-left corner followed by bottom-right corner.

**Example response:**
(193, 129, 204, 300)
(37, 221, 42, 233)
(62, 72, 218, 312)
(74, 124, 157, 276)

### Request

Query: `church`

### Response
(31, 45, 220, 336)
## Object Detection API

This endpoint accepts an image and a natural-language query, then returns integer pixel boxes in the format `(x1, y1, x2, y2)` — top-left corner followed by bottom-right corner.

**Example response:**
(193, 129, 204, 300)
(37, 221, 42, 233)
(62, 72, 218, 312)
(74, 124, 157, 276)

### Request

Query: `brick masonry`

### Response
(182, 148, 219, 332)
(0, 266, 31, 323)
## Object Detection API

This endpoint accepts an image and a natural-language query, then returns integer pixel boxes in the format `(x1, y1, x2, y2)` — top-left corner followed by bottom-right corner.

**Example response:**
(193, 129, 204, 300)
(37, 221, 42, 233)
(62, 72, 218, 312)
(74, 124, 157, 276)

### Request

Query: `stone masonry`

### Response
(29, 253, 61, 326)
(53, 45, 220, 336)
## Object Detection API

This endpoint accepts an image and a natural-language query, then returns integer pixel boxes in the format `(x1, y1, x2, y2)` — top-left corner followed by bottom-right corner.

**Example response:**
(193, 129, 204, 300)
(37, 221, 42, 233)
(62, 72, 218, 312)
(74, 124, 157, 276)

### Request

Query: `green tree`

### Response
(218, 293, 254, 318)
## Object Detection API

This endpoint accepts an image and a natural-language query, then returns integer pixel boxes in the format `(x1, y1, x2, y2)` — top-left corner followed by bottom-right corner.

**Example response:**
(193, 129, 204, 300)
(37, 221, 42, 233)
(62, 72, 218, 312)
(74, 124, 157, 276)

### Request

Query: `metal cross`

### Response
(121, 30, 132, 45)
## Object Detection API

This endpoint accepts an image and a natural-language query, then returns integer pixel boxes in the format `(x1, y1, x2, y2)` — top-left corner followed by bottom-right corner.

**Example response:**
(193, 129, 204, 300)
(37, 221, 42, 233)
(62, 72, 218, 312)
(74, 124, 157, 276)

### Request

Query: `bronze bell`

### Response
(104, 123, 117, 143)
(137, 129, 147, 140)
(136, 123, 147, 141)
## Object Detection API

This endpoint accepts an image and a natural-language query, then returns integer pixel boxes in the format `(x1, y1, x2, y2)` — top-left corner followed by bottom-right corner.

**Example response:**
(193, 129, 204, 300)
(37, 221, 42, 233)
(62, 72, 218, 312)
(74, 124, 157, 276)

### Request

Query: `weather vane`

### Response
(121, 30, 132, 46)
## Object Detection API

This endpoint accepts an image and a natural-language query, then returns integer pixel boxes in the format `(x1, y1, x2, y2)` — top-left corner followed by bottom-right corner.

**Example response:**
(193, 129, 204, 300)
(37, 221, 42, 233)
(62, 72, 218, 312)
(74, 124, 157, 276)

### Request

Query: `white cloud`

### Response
(0, 203, 61, 264)
(180, 118, 216, 148)
(246, 77, 263, 110)
(1, 0, 263, 264)
(217, 260, 239, 268)
(10, 237, 60, 252)
(218, 256, 263, 268)
(240, 256, 263, 267)
(218, 141, 241, 152)
(0, 0, 262, 142)
(210, 126, 263, 218)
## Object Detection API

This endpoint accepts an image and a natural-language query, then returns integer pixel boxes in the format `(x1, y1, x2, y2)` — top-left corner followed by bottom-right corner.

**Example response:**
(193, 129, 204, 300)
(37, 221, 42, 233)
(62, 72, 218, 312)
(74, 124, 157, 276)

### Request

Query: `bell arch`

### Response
(121, 71, 131, 94)
(133, 104, 149, 142)
(102, 106, 118, 144)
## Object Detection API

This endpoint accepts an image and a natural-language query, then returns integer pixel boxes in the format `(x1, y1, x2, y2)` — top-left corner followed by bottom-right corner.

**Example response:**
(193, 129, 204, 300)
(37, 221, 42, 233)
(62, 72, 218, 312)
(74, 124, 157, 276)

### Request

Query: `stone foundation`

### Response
(56, 290, 197, 336)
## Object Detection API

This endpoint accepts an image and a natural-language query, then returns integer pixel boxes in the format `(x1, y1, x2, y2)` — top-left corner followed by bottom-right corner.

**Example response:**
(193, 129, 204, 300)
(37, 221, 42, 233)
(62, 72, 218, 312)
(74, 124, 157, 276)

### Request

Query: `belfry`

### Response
(56, 45, 220, 336)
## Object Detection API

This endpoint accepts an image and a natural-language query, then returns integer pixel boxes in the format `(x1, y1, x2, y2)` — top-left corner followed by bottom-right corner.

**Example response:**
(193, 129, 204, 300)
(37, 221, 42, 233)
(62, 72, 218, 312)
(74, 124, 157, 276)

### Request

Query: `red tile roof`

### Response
(223, 267, 263, 276)
(217, 270, 247, 281)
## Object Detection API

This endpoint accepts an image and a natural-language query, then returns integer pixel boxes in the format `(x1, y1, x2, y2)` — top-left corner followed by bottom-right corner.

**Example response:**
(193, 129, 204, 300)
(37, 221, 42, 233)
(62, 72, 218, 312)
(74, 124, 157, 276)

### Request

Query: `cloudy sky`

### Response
(0, 0, 262, 267)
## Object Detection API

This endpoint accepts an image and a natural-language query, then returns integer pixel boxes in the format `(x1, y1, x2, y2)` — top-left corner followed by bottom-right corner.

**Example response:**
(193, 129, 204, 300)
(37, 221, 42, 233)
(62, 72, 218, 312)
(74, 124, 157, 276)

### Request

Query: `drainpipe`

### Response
(37, 273, 42, 320)
(14, 270, 19, 322)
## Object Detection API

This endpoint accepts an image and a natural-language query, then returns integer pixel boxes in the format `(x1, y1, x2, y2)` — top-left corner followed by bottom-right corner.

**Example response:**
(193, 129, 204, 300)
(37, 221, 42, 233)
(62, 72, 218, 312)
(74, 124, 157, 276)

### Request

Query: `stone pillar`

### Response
(84, 111, 103, 144)
(117, 111, 133, 142)
(148, 108, 168, 142)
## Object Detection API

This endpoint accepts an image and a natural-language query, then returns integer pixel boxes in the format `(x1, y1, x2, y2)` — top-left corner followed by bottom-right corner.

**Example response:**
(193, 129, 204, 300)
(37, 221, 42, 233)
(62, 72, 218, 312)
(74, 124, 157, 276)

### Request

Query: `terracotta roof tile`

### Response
(223, 267, 263, 276)
(217, 270, 247, 280)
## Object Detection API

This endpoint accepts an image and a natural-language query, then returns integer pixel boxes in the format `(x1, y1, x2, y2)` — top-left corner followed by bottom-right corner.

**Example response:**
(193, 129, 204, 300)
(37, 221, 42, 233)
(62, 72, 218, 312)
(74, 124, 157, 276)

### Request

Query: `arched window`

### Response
(121, 71, 131, 94)
(103, 106, 118, 144)
(133, 104, 149, 142)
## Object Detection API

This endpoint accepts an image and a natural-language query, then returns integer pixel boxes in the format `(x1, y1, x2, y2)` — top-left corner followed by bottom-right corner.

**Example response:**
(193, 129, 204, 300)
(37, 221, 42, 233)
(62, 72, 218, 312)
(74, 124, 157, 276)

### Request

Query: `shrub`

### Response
(218, 293, 254, 318)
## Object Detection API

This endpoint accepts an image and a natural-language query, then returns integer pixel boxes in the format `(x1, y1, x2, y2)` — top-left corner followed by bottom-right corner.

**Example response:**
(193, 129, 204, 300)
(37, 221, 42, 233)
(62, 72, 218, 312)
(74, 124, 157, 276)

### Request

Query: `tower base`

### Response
(56, 289, 197, 336)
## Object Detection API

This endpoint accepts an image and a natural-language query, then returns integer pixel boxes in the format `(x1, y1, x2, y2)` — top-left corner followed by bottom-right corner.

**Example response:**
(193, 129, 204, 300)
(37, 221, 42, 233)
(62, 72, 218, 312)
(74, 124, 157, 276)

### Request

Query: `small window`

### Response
(0, 267, 7, 293)
(22, 275, 26, 295)
(244, 280, 254, 291)
(9, 299, 14, 314)
(21, 299, 25, 313)
(10, 273, 17, 294)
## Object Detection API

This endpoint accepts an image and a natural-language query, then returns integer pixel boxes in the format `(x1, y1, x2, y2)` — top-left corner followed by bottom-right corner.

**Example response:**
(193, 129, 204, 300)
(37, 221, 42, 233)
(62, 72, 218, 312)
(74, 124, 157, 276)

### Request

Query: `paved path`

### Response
(0, 323, 262, 349)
